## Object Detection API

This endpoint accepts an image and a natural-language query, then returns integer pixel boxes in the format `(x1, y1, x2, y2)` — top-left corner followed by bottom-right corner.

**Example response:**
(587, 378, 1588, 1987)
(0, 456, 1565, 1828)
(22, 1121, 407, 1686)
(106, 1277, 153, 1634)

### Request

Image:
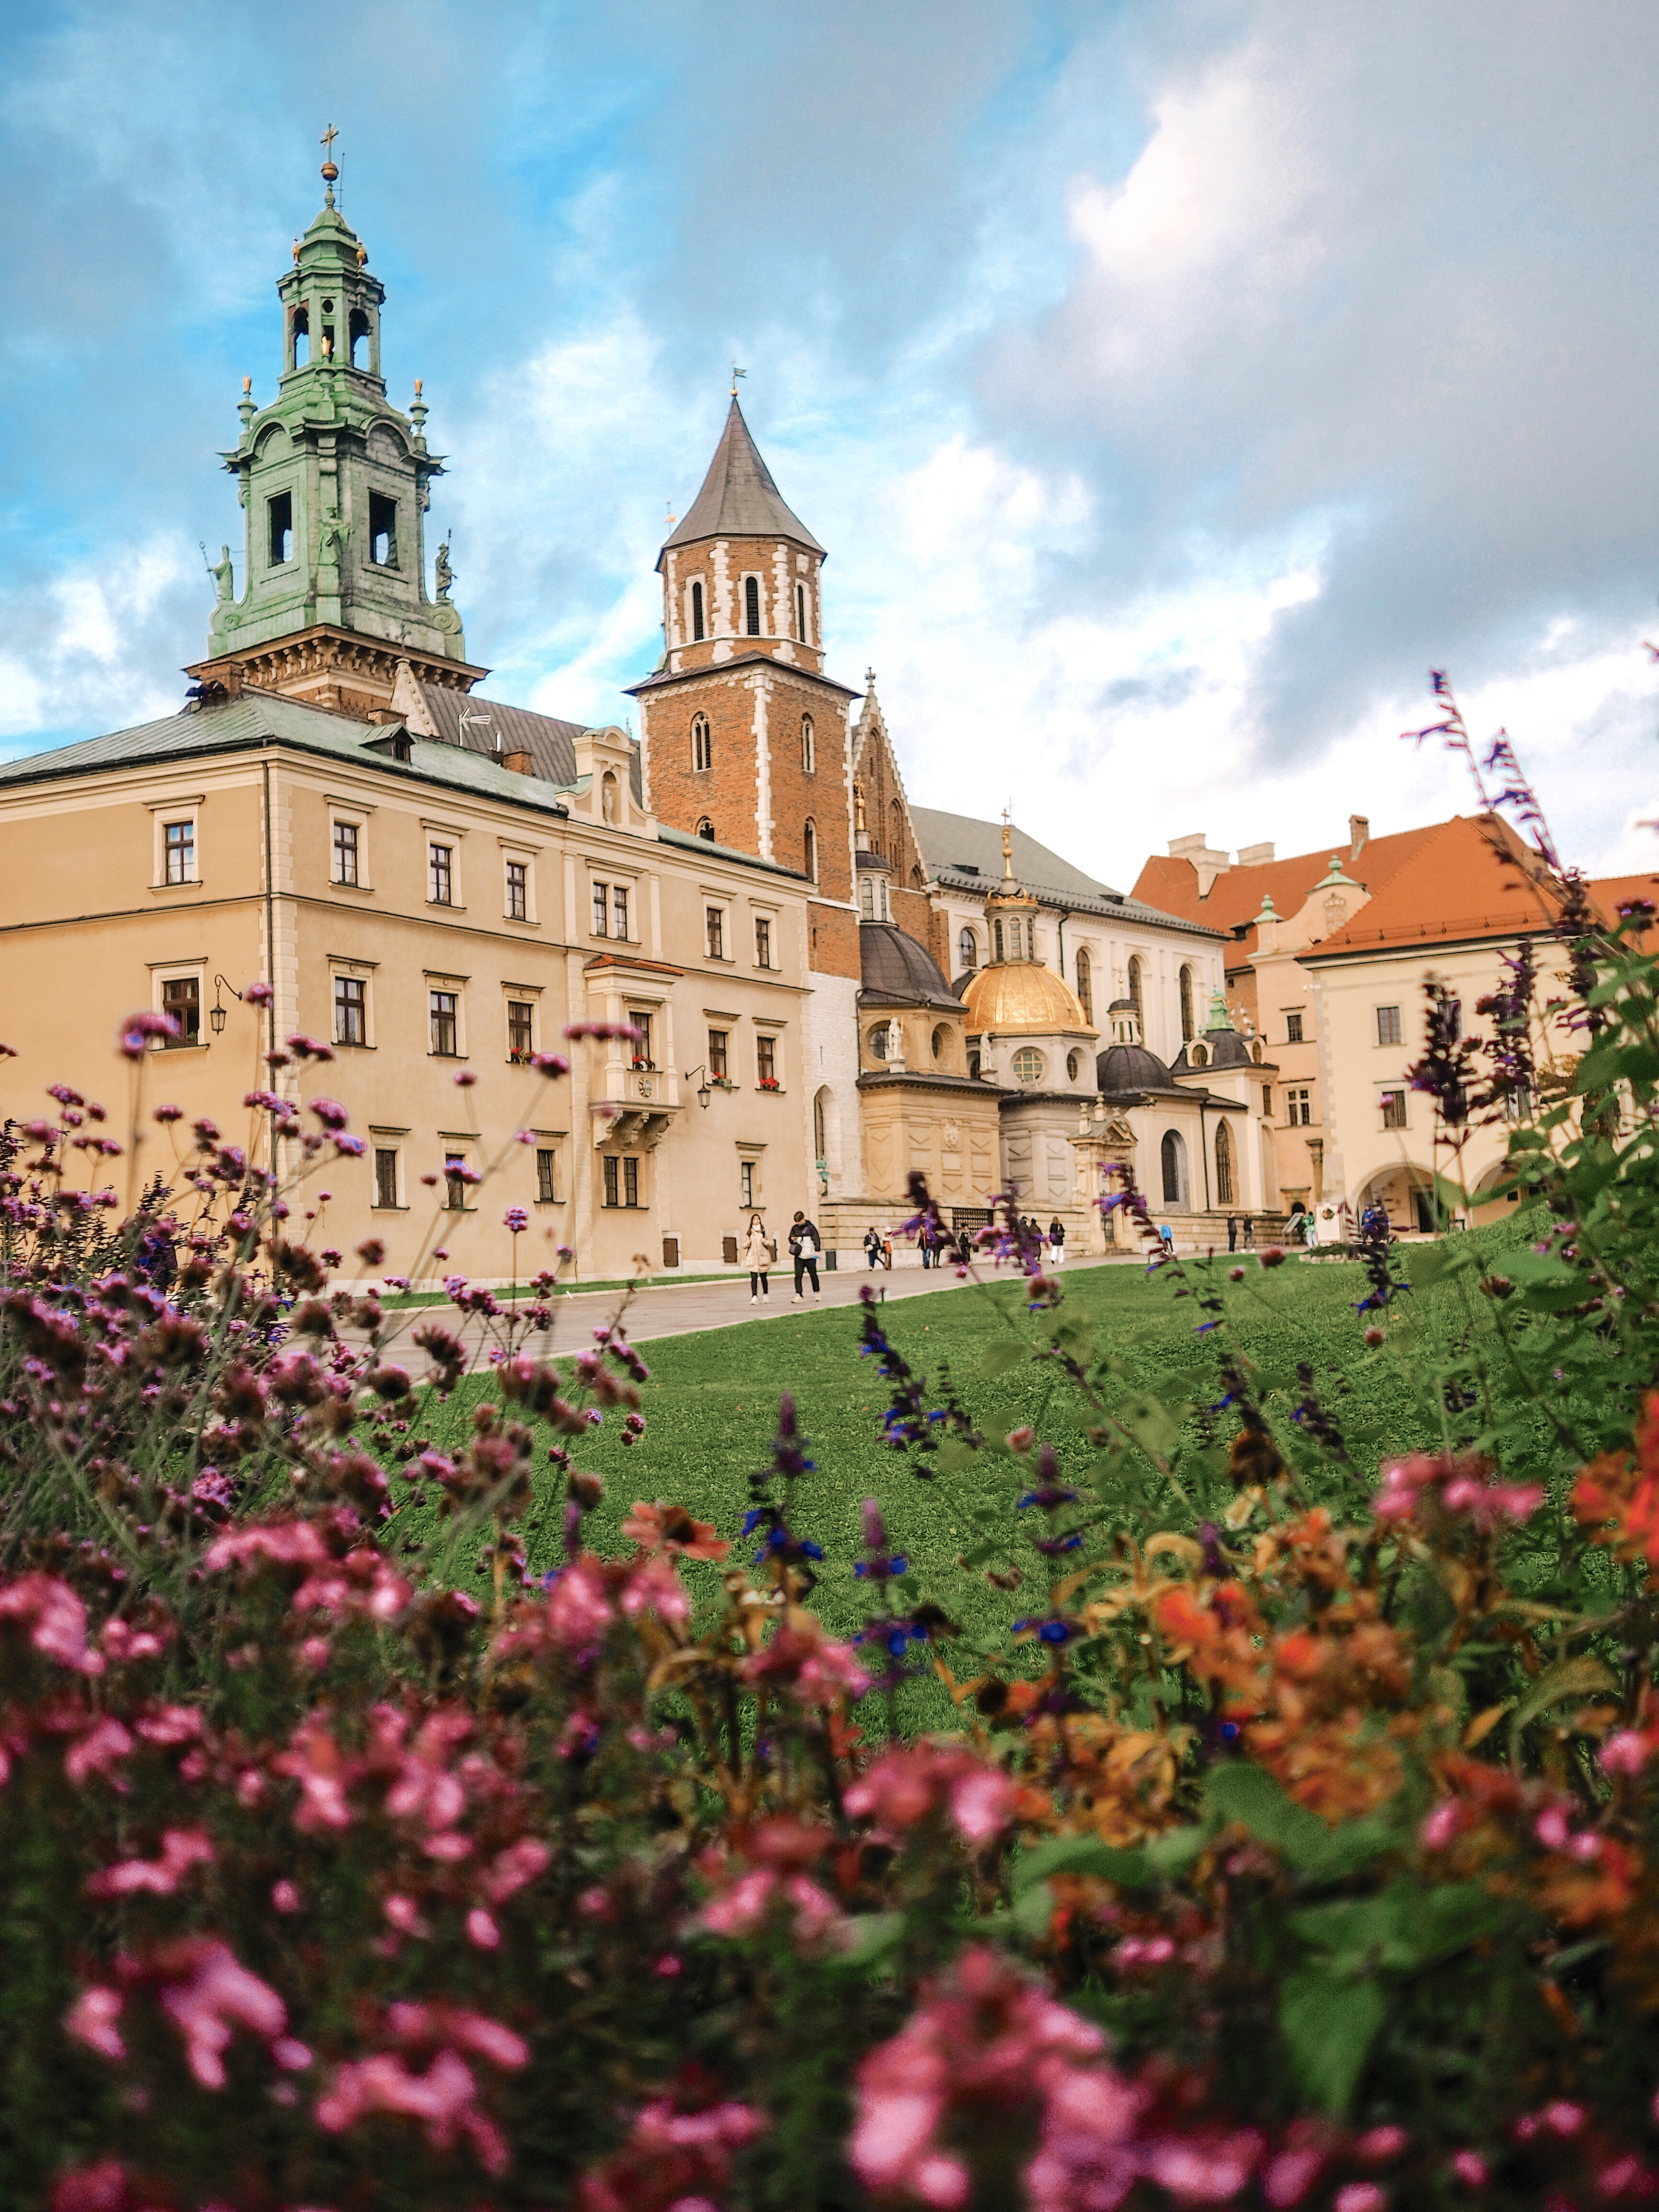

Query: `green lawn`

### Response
(400, 1233, 1540, 1733)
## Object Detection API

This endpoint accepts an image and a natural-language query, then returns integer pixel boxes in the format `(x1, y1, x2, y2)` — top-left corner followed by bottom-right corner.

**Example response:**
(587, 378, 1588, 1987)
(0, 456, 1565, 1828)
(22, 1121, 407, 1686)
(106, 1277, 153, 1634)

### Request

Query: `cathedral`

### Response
(0, 164, 1280, 1279)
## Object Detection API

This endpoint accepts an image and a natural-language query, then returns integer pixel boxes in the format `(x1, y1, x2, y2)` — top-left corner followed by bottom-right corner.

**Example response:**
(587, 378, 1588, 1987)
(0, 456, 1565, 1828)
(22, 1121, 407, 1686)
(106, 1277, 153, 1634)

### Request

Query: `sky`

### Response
(3, 0, 1659, 890)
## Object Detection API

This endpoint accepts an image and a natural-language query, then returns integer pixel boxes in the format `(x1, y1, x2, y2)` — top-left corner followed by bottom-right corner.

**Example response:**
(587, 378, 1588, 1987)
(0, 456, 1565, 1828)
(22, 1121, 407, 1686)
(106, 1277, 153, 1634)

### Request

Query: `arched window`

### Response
(1012, 1047, 1044, 1085)
(868, 1022, 890, 1062)
(1066, 1049, 1081, 1081)
(1161, 1130, 1184, 1206)
(1026, 918, 1038, 961)
(1190, 1042, 1208, 1068)
(801, 715, 814, 773)
(349, 308, 371, 368)
(814, 1089, 827, 1160)
(968, 1049, 982, 1079)
(690, 580, 706, 642)
(993, 921, 1004, 962)
(692, 714, 711, 772)
(889, 799, 902, 861)
(1215, 1119, 1236, 1206)
(932, 1023, 951, 1063)
(795, 582, 808, 642)
(744, 576, 761, 635)
(696, 817, 715, 842)
(958, 926, 977, 972)
(291, 307, 309, 367)
(1074, 948, 1093, 1024)
(861, 876, 875, 919)
(1179, 965, 1194, 1042)
(1252, 1040, 1263, 1064)
(1128, 956, 1144, 1025)
(803, 819, 817, 882)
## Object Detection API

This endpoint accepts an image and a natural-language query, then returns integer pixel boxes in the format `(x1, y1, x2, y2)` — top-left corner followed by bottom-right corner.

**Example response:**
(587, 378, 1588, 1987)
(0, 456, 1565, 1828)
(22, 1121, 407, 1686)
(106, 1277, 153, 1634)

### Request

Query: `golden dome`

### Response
(962, 961, 1093, 1035)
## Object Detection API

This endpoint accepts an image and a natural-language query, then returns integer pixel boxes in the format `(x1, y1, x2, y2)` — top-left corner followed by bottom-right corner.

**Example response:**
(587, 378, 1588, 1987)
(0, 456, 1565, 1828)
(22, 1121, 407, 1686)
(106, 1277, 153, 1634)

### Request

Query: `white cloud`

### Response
(0, 537, 198, 745)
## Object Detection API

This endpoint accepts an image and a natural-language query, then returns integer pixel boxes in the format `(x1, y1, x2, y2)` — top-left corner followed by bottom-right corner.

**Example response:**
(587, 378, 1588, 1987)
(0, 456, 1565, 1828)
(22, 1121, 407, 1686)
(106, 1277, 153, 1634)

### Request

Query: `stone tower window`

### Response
(290, 308, 309, 368)
(803, 819, 818, 881)
(1012, 1047, 1044, 1084)
(690, 579, 706, 642)
(795, 582, 808, 642)
(369, 493, 397, 567)
(800, 715, 814, 773)
(1128, 956, 1144, 1025)
(349, 308, 371, 368)
(1179, 964, 1194, 1042)
(697, 817, 716, 842)
(1215, 1118, 1236, 1206)
(1074, 948, 1093, 1023)
(958, 926, 977, 972)
(692, 714, 711, 771)
(267, 492, 293, 567)
(744, 576, 761, 635)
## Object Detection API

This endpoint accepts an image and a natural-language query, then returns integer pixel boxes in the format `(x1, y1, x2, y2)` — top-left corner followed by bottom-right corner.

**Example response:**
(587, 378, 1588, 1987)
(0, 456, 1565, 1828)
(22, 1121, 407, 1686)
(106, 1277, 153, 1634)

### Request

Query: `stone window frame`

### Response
(421, 817, 467, 911)
(143, 793, 204, 891)
(326, 796, 374, 892)
(425, 970, 469, 1062)
(328, 955, 377, 1051)
(740, 571, 765, 638)
(147, 957, 208, 1051)
(368, 1125, 409, 1212)
(497, 835, 539, 926)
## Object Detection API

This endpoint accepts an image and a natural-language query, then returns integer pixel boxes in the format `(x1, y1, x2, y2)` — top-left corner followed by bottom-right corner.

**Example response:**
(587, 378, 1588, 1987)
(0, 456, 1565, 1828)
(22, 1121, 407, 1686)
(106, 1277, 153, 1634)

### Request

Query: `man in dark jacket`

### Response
(789, 1211, 823, 1302)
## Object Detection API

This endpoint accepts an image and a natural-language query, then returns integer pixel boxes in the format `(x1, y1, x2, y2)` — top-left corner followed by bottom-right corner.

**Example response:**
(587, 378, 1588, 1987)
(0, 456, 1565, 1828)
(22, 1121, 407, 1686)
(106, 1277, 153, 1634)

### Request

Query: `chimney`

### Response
(1349, 814, 1370, 861)
(503, 748, 534, 776)
(1167, 832, 1231, 899)
(1238, 842, 1275, 866)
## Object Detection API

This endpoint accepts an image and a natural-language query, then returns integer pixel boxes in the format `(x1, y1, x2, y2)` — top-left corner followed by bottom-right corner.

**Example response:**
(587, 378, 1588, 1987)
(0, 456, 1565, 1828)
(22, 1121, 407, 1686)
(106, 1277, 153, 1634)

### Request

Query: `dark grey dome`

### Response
(1172, 1030, 1257, 1073)
(1096, 1041, 1184, 1098)
(859, 922, 958, 1008)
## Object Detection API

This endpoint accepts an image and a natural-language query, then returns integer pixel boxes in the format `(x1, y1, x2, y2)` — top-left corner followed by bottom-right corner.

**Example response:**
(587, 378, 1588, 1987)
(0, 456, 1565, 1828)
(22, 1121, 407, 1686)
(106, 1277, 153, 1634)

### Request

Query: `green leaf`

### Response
(978, 1338, 1029, 1379)
(1511, 1653, 1618, 1734)
(1204, 1764, 1397, 1880)
(1407, 1242, 1474, 1292)
(934, 1438, 977, 1475)
(829, 1911, 907, 1970)
(1015, 1834, 1155, 1892)
(1279, 1971, 1387, 2113)
(1116, 1394, 1186, 1459)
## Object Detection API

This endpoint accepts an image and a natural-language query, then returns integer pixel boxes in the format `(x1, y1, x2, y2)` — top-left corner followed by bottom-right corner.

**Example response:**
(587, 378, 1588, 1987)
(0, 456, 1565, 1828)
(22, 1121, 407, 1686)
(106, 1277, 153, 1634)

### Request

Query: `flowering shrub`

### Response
(7, 708, 1659, 2206)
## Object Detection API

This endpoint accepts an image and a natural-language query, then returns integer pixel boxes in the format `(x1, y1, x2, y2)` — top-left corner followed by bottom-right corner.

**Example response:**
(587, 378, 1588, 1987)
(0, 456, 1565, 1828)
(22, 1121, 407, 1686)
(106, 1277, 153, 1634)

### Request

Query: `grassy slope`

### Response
(403, 1215, 1555, 1733)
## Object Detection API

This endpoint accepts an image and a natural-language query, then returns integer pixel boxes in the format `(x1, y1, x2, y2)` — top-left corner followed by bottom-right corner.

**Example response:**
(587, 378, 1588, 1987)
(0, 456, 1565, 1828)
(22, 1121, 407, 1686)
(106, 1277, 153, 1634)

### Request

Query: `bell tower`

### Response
(187, 139, 486, 717)
(627, 393, 860, 981)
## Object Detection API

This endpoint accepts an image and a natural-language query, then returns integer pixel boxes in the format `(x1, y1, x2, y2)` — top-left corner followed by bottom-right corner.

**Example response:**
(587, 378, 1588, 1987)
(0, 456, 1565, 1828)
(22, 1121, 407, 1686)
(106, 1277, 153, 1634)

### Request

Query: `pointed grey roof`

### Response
(661, 397, 824, 558)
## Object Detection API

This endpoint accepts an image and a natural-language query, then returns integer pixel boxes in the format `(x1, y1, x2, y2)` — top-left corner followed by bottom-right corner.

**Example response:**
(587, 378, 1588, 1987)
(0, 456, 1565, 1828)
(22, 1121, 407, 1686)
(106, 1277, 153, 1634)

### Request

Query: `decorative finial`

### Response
(665, 502, 678, 533)
(730, 363, 746, 398)
(409, 380, 428, 447)
(1001, 806, 1014, 879)
(320, 122, 339, 206)
(238, 377, 255, 429)
(865, 666, 877, 689)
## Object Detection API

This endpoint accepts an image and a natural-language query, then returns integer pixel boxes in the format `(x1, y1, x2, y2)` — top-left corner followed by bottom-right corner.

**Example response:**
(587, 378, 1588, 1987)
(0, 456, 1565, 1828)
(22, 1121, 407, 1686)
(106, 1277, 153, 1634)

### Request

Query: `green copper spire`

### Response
(1205, 986, 1236, 1032)
(205, 144, 466, 665)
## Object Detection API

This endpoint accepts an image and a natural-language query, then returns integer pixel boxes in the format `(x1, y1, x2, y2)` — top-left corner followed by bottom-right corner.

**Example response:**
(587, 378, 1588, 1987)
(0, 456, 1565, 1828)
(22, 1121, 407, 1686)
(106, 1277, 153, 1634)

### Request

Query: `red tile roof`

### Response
(1130, 824, 1440, 944)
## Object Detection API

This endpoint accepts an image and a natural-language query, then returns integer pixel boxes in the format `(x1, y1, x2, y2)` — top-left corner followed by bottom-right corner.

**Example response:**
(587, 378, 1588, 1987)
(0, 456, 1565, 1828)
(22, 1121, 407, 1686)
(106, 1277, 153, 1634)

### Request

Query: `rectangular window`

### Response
(369, 491, 397, 567)
(536, 1148, 557, 1204)
(1288, 1086, 1312, 1127)
(625, 1155, 639, 1207)
(740, 1160, 755, 1209)
(757, 1033, 777, 1085)
(267, 491, 293, 566)
(629, 1013, 652, 1067)
(428, 843, 454, 905)
(334, 974, 366, 1047)
(754, 916, 772, 968)
(1285, 1010, 1303, 1043)
(603, 1154, 618, 1208)
(708, 1027, 729, 1079)
(1380, 1088, 1408, 1130)
(333, 820, 360, 886)
(505, 860, 528, 920)
(373, 1147, 399, 1210)
(444, 1152, 469, 1211)
(507, 1001, 534, 1061)
(1376, 1005, 1402, 1046)
(1262, 1084, 1273, 1115)
(592, 881, 609, 936)
(613, 884, 630, 939)
(161, 975, 200, 1046)
(602, 1155, 641, 1207)
(706, 905, 724, 959)
(429, 990, 458, 1057)
(163, 819, 195, 884)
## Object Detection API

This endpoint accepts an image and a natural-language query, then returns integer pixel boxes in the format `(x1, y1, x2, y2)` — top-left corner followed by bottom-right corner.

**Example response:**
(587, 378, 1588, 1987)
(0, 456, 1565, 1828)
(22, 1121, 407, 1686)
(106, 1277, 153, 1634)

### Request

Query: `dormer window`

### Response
(744, 576, 761, 636)
(697, 817, 715, 842)
(690, 579, 706, 642)
(267, 492, 293, 566)
(369, 492, 397, 567)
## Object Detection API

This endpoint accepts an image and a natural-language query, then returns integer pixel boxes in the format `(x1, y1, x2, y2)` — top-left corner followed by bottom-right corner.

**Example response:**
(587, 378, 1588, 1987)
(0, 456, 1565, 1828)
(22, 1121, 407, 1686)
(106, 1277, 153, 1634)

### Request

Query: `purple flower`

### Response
(244, 980, 274, 1006)
(120, 1010, 180, 1058)
(309, 1098, 349, 1131)
(504, 1206, 529, 1234)
(530, 1051, 571, 1075)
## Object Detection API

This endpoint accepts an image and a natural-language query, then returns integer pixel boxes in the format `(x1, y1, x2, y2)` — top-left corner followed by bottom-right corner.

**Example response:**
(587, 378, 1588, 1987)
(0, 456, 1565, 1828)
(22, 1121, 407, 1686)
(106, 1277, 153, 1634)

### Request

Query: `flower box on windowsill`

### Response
(757, 1077, 782, 1092)
(710, 1077, 736, 1090)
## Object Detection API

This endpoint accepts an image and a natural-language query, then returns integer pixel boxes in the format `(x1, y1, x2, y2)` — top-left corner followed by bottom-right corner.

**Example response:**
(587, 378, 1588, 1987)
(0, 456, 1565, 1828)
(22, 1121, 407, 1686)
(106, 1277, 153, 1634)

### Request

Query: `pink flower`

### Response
(1450, 2150, 1491, 2186)
(65, 1717, 132, 1789)
(1602, 1730, 1653, 1776)
(1263, 2147, 1327, 2205)
(547, 1557, 615, 1649)
(1356, 2126, 1407, 2162)
(49, 2159, 132, 2212)
(1419, 1800, 1462, 1851)
(844, 1745, 1015, 1845)
(87, 1827, 215, 1898)
(467, 1909, 501, 1949)
(272, 1719, 357, 1831)
(272, 1880, 300, 1913)
(1334, 2187, 1386, 2212)
(65, 1985, 126, 2060)
(204, 1519, 333, 1574)
(316, 2049, 508, 2172)
(477, 1836, 552, 1905)
(158, 1939, 288, 2089)
(620, 1552, 692, 1629)
(0, 1573, 104, 1675)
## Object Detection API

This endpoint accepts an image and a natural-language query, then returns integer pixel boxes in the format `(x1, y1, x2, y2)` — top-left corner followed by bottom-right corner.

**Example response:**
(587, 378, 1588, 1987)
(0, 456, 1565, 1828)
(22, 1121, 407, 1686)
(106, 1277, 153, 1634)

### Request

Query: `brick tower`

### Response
(628, 396, 861, 986)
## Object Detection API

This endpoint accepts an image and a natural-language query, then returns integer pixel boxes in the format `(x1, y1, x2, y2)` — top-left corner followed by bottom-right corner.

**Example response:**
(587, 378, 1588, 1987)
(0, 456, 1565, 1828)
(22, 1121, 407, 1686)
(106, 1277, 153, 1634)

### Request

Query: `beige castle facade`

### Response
(0, 178, 1286, 1278)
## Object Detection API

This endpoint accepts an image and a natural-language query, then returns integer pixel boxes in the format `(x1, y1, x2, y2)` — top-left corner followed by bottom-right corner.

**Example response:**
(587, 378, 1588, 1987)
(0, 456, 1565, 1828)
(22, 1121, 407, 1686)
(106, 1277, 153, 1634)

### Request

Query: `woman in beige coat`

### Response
(743, 1215, 772, 1302)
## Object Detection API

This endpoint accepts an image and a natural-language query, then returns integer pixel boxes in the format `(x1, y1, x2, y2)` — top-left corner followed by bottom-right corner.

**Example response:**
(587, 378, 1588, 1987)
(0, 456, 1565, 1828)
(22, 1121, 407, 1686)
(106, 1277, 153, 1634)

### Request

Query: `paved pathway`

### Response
(374, 1254, 1135, 1358)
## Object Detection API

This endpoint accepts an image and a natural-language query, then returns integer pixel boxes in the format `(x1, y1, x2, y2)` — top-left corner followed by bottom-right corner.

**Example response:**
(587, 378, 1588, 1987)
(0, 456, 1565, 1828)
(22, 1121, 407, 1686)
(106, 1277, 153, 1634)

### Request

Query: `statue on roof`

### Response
(434, 536, 455, 601)
(201, 542, 235, 604)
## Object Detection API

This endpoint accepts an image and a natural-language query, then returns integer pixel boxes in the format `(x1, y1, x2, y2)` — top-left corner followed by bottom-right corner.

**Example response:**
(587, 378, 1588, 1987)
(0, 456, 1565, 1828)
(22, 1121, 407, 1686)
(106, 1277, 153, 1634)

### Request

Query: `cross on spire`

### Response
(320, 123, 338, 157)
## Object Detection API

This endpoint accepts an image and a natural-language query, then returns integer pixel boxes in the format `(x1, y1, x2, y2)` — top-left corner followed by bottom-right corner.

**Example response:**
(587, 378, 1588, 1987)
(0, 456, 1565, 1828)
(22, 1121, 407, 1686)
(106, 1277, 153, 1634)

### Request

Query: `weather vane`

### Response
(731, 362, 746, 397)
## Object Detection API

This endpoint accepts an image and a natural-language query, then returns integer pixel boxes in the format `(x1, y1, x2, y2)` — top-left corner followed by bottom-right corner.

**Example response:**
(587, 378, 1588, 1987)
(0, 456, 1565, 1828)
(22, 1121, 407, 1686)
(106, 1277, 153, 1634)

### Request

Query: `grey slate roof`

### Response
(407, 678, 643, 806)
(661, 398, 824, 557)
(911, 804, 1226, 939)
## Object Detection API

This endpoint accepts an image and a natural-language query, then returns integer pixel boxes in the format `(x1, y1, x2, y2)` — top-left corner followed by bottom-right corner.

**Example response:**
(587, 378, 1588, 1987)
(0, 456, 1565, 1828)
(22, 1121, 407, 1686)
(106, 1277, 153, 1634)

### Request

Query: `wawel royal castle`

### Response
(0, 165, 1277, 1282)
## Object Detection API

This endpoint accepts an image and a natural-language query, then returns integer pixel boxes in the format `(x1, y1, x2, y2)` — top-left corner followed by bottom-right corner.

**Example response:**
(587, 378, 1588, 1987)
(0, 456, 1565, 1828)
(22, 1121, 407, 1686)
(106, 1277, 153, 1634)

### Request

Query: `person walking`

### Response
(864, 1226, 883, 1271)
(743, 1214, 772, 1302)
(1158, 1222, 1176, 1257)
(789, 1210, 823, 1301)
(1047, 1215, 1065, 1267)
(1240, 1214, 1255, 1249)
(1226, 1214, 1238, 1252)
(881, 1234, 893, 1270)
